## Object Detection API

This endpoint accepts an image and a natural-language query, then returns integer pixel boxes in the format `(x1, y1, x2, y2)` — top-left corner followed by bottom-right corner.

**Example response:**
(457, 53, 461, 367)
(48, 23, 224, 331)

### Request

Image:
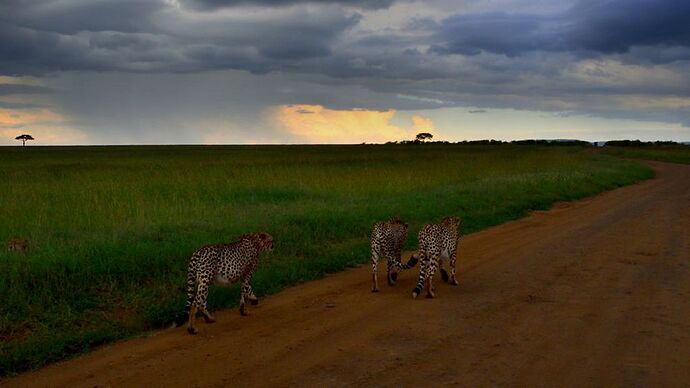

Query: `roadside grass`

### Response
(602, 145, 690, 164)
(0, 144, 652, 375)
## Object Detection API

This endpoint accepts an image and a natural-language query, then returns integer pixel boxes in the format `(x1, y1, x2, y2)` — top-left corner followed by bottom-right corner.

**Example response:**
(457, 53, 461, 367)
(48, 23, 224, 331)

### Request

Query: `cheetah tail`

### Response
(403, 254, 419, 269)
(173, 263, 197, 327)
(412, 283, 423, 299)
(184, 267, 196, 314)
(184, 270, 196, 312)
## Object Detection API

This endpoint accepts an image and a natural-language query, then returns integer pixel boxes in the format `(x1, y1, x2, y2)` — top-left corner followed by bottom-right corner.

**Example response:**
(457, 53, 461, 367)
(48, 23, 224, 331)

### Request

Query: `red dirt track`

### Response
(4, 161, 690, 387)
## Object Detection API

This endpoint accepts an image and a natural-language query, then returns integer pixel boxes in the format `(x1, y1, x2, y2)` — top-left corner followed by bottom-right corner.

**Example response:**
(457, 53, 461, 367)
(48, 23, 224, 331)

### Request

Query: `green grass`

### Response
(602, 145, 690, 164)
(0, 144, 652, 375)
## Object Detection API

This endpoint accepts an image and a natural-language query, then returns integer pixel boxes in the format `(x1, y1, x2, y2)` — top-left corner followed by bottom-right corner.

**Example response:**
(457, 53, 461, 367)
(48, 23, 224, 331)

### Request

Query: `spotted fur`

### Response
(185, 232, 273, 335)
(370, 218, 418, 292)
(412, 216, 461, 299)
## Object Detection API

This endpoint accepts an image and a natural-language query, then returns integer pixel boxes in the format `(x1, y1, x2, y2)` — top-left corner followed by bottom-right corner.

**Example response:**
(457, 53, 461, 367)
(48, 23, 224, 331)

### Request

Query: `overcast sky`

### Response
(1, 0, 689, 144)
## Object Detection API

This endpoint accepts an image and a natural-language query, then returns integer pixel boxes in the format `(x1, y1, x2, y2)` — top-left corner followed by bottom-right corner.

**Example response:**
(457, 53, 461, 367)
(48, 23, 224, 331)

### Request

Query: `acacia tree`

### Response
(415, 132, 433, 142)
(15, 134, 34, 146)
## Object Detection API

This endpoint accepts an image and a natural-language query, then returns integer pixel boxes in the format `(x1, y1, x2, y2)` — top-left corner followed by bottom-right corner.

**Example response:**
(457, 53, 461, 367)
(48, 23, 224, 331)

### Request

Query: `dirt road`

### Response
(5, 161, 690, 387)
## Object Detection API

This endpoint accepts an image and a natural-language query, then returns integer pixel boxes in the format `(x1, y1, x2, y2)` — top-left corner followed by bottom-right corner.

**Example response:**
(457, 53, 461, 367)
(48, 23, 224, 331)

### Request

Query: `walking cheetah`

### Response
(412, 216, 461, 299)
(371, 218, 418, 292)
(185, 232, 273, 335)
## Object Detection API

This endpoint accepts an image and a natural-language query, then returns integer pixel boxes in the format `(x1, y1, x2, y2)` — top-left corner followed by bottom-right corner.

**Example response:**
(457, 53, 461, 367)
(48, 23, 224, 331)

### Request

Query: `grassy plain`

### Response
(0, 144, 652, 375)
(602, 145, 690, 164)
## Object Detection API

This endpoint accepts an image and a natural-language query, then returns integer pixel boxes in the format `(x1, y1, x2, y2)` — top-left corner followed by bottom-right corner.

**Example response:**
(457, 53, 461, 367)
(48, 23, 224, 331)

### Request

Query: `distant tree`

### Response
(415, 132, 433, 142)
(604, 140, 682, 147)
(15, 134, 34, 146)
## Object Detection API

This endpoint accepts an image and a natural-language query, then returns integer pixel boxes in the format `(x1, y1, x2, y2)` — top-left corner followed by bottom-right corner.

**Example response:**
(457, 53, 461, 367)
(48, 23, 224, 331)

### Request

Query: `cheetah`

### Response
(185, 232, 273, 335)
(7, 238, 28, 253)
(371, 218, 418, 292)
(412, 216, 461, 299)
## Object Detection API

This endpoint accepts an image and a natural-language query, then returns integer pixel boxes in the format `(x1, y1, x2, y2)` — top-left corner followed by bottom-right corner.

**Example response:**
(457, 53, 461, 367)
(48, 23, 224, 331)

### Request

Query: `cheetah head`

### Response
(389, 217, 409, 230)
(441, 216, 460, 227)
(256, 232, 274, 252)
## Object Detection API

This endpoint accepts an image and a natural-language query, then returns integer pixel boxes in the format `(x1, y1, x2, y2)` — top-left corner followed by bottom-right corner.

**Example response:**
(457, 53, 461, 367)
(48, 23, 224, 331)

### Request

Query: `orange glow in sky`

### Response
(0, 108, 87, 145)
(274, 104, 436, 144)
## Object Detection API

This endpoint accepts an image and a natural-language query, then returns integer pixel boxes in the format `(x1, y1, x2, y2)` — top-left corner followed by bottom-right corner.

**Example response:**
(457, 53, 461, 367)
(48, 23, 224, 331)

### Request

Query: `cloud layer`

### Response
(1, 0, 689, 143)
(431, 0, 690, 60)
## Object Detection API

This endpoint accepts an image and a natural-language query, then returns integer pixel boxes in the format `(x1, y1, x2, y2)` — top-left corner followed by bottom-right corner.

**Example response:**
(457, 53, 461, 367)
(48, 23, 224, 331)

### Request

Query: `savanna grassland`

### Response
(602, 145, 690, 164)
(0, 144, 653, 375)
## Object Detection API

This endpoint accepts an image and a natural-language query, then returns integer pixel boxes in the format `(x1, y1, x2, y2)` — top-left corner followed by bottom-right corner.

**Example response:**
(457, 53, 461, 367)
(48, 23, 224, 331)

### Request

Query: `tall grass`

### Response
(602, 145, 690, 164)
(0, 144, 652, 375)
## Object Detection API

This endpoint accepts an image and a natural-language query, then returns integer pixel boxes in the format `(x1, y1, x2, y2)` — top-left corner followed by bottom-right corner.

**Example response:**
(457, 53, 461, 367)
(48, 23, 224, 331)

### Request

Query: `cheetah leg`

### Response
(187, 277, 207, 335)
(412, 251, 428, 299)
(239, 293, 247, 316)
(425, 254, 439, 298)
(201, 309, 216, 323)
(187, 305, 198, 335)
(387, 256, 398, 286)
(371, 250, 380, 292)
(248, 293, 259, 306)
(197, 302, 215, 323)
(243, 276, 259, 306)
(188, 278, 211, 333)
(439, 256, 450, 283)
(440, 268, 449, 283)
(239, 276, 256, 316)
(425, 277, 436, 299)
(449, 247, 459, 286)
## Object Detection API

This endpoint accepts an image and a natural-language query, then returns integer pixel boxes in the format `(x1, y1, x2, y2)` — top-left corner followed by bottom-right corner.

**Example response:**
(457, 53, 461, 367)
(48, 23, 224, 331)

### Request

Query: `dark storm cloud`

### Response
(0, 24, 112, 74)
(182, 0, 396, 10)
(568, 0, 690, 53)
(0, 0, 361, 75)
(2, 0, 688, 77)
(430, 13, 560, 56)
(432, 0, 690, 61)
(2, 0, 163, 34)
